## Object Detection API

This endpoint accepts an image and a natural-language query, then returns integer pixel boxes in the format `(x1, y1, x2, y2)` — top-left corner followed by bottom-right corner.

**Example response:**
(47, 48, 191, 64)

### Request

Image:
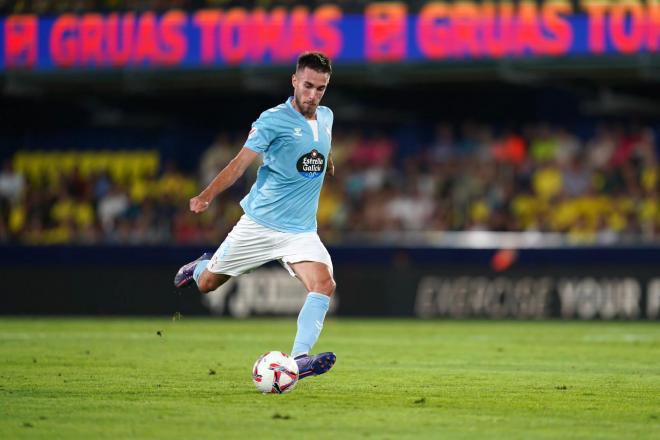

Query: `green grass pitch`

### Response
(1, 318, 659, 439)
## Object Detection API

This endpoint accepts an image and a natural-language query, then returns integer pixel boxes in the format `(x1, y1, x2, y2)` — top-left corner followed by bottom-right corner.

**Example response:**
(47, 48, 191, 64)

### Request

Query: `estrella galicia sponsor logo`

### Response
(297, 149, 325, 179)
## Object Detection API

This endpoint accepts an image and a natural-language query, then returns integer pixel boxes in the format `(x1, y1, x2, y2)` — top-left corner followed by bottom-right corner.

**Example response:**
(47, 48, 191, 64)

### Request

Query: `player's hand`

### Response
(327, 162, 335, 177)
(327, 152, 335, 177)
(190, 195, 211, 213)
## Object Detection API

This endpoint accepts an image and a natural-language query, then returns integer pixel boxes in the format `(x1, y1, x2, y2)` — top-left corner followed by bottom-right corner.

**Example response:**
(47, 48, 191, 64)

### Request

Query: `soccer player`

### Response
(174, 52, 336, 380)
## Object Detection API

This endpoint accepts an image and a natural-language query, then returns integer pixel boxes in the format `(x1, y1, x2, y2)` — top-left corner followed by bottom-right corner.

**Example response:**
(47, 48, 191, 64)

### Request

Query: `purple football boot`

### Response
(173, 252, 213, 288)
(294, 352, 336, 379)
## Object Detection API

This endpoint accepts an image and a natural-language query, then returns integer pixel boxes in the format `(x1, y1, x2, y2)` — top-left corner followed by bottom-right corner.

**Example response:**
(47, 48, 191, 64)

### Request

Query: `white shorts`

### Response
(207, 215, 333, 277)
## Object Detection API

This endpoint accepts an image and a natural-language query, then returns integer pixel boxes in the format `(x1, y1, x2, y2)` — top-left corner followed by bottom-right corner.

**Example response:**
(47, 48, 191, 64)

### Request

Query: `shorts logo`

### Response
(297, 149, 325, 179)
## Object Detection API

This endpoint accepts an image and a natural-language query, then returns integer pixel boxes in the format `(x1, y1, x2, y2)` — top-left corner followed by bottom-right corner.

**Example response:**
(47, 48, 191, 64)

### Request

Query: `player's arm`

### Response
(190, 147, 260, 213)
(327, 151, 335, 177)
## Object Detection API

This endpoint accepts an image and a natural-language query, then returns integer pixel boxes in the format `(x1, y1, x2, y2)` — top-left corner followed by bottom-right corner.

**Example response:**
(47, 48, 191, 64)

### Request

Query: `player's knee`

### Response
(197, 278, 214, 294)
(312, 276, 336, 296)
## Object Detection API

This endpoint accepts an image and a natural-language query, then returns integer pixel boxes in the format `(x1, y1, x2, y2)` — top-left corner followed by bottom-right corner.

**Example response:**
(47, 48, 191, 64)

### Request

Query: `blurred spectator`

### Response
(528, 124, 559, 164)
(532, 163, 562, 201)
(0, 160, 25, 204)
(492, 131, 526, 166)
(98, 184, 129, 232)
(587, 124, 618, 170)
(430, 123, 456, 164)
(561, 154, 592, 198)
(350, 132, 395, 168)
(384, 183, 435, 230)
(199, 133, 235, 186)
(555, 128, 581, 166)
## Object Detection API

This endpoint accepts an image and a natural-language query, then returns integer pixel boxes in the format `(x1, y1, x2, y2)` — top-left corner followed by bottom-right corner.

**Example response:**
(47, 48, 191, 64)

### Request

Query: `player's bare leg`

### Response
(173, 252, 231, 293)
(197, 271, 231, 294)
(289, 261, 337, 379)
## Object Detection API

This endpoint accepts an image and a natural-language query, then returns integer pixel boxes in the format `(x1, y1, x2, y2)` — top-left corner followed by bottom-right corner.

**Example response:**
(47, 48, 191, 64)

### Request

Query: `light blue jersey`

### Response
(241, 97, 333, 233)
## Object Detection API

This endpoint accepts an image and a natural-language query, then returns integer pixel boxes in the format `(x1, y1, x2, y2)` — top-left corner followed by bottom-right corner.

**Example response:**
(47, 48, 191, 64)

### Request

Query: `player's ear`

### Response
(291, 73, 297, 88)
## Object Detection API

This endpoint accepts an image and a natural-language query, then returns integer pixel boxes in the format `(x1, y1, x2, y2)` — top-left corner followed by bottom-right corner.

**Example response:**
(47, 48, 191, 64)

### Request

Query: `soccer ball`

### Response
(252, 351, 299, 394)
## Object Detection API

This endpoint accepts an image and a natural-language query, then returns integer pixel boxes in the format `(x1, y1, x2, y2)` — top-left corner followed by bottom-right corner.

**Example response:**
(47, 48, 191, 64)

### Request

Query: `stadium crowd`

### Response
(0, 121, 658, 246)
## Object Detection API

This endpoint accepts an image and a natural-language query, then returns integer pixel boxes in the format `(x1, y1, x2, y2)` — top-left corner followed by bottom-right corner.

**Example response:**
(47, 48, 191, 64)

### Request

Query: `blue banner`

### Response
(1, 2, 659, 71)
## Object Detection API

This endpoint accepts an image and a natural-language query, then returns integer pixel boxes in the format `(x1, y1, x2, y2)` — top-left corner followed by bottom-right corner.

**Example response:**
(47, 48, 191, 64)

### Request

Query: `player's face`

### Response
(292, 67, 330, 119)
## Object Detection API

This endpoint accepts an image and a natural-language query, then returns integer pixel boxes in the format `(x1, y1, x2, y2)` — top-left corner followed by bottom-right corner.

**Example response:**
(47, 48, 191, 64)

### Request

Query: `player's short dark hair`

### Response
(296, 52, 332, 75)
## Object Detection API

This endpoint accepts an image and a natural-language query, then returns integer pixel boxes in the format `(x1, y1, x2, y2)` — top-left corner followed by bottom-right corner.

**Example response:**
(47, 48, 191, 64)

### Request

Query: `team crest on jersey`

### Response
(297, 149, 325, 179)
(293, 127, 303, 137)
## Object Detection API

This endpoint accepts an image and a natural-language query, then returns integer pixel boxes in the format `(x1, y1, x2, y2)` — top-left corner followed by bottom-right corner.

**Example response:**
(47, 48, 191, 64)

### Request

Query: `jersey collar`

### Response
(286, 96, 316, 122)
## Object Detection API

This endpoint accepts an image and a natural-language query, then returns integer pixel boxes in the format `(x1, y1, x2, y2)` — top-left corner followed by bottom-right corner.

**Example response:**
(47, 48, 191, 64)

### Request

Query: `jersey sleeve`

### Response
(244, 114, 275, 153)
(324, 107, 334, 146)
